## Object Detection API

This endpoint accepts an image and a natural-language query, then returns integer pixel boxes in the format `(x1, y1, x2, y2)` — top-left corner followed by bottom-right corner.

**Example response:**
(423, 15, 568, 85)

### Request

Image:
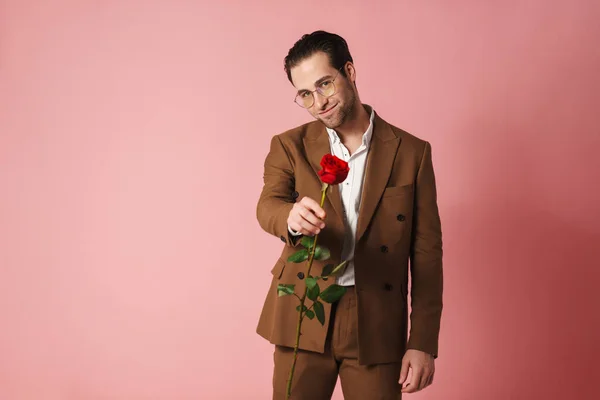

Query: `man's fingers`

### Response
(289, 199, 326, 235)
(297, 214, 320, 235)
(425, 372, 434, 387)
(418, 368, 431, 390)
(401, 366, 423, 393)
(290, 219, 317, 236)
(298, 206, 325, 230)
(290, 209, 324, 235)
(289, 224, 309, 236)
(301, 197, 326, 219)
(399, 358, 410, 384)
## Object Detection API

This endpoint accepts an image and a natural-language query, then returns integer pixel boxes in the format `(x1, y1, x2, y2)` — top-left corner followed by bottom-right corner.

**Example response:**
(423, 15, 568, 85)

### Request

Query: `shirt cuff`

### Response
(287, 224, 303, 236)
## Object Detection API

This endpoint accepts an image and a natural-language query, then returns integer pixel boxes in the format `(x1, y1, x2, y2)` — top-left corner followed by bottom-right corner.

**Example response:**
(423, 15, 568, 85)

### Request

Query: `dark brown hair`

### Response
(284, 30, 354, 83)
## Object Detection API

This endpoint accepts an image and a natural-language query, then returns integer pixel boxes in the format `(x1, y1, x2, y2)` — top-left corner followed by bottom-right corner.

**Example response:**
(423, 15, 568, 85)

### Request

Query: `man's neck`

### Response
(333, 103, 371, 141)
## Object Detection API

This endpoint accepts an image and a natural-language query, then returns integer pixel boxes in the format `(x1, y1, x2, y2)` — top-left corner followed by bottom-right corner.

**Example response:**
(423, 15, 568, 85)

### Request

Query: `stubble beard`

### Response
(321, 91, 356, 130)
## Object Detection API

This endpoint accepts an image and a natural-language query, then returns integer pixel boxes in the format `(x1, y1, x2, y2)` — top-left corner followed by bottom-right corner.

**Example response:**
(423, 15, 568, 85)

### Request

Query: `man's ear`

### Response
(345, 62, 357, 83)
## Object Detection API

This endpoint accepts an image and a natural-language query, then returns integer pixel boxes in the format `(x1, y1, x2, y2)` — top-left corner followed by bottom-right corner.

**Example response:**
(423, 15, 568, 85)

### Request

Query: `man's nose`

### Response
(313, 91, 329, 110)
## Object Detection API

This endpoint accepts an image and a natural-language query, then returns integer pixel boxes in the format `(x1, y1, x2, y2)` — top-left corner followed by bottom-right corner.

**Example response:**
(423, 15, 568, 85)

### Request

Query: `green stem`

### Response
(285, 184, 328, 399)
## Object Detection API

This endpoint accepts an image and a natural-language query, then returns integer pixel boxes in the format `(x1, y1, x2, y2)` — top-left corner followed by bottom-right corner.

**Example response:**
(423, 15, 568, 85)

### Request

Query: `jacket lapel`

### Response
(355, 113, 401, 244)
(303, 109, 402, 245)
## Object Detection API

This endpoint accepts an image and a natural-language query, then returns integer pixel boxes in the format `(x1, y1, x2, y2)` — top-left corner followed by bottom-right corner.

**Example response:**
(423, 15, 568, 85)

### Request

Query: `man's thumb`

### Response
(399, 358, 410, 384)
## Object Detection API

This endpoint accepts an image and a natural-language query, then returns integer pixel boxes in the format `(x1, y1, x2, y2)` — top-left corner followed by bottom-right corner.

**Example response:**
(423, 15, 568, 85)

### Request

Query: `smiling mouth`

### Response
(319, 104, 337, 115)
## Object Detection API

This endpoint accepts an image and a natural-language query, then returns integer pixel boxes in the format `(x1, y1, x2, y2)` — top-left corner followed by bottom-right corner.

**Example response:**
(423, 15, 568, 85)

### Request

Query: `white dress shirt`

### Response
(288, 107, 375, 287)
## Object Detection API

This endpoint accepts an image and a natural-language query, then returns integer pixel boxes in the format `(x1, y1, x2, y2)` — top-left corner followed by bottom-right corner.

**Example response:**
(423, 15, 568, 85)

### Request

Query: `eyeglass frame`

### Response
(293, 66, 345, 108)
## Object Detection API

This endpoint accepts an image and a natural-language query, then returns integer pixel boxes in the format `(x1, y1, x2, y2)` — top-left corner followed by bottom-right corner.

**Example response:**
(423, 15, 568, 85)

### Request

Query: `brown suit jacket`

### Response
(255, 105, 443, 365)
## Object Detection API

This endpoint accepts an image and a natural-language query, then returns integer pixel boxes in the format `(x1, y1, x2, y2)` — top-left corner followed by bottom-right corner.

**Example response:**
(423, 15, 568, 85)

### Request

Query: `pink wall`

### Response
(1, 1, 599, 399)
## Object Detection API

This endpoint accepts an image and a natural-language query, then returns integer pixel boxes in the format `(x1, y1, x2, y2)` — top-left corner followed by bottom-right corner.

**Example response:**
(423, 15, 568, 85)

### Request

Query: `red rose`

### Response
(318, 154, 349, 185)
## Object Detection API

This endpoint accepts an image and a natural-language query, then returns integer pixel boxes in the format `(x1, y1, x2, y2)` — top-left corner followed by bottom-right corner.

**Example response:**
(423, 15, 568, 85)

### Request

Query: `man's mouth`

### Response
(319, 104, 337, 115)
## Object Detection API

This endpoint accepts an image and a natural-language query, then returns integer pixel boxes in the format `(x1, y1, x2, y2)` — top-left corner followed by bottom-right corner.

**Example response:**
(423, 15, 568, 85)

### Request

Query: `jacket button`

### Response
(280, 235, 287, 243)
(291, 190, 299, 199)
(397, 214, 405, 221)
(384, 283, 393, 291)
(380, 245, 388, 253)
(297, 272, 305, 280)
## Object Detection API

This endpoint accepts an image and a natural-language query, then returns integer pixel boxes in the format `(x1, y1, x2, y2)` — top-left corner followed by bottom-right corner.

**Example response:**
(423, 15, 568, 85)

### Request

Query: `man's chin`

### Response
(320, 120, 337, 129)
(317, 115, 341, 129)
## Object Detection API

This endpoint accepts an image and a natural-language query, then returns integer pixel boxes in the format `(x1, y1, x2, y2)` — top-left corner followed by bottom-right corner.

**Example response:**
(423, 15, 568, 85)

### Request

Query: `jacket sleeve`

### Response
(407, 141, 444, 359)
(256, 134, 304, 248)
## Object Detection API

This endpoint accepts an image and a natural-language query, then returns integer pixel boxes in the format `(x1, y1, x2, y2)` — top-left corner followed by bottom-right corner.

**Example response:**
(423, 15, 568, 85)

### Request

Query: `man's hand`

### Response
(287, 196, 326, 236)
(399, 349, 435, 393)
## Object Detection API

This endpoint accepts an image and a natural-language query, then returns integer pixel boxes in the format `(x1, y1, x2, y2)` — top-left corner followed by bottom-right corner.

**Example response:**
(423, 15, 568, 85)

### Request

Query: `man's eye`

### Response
(321, 80, 332, 88)
(300, 92, 310, 98)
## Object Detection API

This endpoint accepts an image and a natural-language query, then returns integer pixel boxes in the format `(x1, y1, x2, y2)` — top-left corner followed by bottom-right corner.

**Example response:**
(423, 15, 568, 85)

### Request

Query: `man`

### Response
(256, 30, 443, 399)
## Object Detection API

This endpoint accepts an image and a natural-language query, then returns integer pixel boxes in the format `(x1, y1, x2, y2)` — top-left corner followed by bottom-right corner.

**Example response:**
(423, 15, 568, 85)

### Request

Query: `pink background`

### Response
(1, 1, 599, 399)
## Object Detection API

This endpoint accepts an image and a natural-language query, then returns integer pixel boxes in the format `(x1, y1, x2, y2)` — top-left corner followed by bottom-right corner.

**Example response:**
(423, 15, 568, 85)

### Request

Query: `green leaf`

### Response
(305, 276, 317, 290)
(307, 282, 320, 301)
(320, 261, 347, 281)
(287, 249, 309, 263)
(319, 284, 347, 303)
(300, 235, 315, 249)
(321, 264, 334, 277)
(277, 284, 295, 297)
(313, 301, 325, 326)
(305, 310, 315, 320)
(313, 245, 331, 261)
(296, 304, 308, 312)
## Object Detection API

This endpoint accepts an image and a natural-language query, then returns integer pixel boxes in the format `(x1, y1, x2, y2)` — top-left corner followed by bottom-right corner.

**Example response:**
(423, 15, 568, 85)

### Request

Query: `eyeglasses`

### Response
(294, 67, 344, 108)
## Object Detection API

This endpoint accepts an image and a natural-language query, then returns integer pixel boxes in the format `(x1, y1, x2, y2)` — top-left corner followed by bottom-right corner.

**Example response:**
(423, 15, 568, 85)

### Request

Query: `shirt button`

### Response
(380, 245, 388, 253)
(397, 214, 405, 221)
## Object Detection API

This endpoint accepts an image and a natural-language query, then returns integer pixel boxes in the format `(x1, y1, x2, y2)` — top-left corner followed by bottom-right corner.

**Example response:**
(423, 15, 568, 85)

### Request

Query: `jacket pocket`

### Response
(382, 183, 414, 198)
(270, 258, 286, 279)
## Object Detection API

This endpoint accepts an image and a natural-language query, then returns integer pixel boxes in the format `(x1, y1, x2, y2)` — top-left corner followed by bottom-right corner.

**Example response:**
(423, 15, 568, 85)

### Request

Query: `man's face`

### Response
(290, 51, 356, 129)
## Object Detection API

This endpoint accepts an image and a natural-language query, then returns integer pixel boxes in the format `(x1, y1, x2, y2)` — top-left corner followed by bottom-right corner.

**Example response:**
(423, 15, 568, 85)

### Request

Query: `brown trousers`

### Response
(273, 286, 402, 400)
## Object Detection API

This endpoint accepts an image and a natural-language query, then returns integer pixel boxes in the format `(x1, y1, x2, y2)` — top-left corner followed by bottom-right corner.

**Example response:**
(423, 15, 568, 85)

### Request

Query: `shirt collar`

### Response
(326, 106, 375, 147)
